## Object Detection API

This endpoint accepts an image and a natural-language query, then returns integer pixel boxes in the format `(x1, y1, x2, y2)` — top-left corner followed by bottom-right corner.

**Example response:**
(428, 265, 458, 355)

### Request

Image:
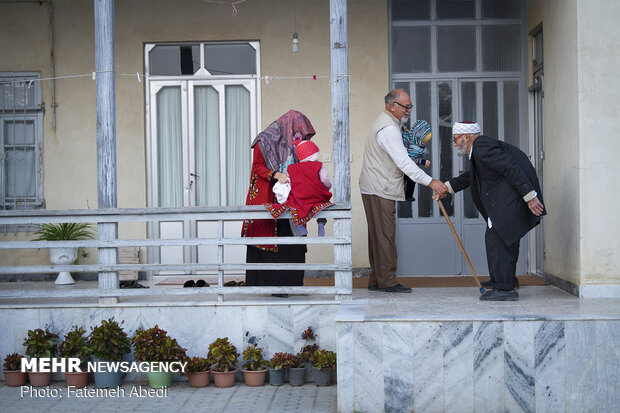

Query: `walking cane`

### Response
(433, 196, 485, 294)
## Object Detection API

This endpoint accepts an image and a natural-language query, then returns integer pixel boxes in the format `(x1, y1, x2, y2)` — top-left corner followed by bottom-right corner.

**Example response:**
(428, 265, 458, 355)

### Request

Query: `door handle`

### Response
(190, 173, 199, 178)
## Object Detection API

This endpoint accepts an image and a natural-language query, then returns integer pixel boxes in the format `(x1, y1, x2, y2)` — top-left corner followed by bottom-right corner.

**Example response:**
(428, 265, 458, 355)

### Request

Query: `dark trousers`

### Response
(485, 226, 520, 291)
(404, 175, 416, 200)
(361, 193, 398, 289)
(245, 220, 306, 286)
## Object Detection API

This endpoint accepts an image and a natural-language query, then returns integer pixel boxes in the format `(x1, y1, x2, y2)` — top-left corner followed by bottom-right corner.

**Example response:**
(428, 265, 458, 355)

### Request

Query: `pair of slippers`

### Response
(183, 279, 209, 288)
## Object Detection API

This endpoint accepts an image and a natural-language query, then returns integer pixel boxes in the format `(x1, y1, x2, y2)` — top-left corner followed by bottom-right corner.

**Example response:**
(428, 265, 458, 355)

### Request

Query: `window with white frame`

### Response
(0, 73, 44, 214)
(145, 42, 260, 209)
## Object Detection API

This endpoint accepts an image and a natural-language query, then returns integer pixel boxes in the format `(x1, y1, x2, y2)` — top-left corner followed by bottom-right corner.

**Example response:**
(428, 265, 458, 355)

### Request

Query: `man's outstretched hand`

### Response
(429, 179, 448, 199)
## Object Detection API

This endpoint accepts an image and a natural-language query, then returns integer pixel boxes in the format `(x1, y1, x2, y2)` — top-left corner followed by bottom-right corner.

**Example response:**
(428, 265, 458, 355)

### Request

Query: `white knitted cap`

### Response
(452, 121, 481, 135)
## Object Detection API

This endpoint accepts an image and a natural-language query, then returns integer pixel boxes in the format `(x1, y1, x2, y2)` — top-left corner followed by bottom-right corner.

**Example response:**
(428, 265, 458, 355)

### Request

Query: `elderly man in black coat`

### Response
(444, 121, 546, 301)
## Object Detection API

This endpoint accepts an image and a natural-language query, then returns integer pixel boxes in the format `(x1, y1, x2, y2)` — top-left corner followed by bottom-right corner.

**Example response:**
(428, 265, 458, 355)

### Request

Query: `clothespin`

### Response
(92, 72, 97, 80)
(136, 72, 142, 83)
(313, 75, 317, 80)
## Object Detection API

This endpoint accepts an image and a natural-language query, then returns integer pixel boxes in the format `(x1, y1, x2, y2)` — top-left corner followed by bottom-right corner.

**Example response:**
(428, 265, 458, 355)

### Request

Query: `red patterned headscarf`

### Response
(251, 110, 315, 172)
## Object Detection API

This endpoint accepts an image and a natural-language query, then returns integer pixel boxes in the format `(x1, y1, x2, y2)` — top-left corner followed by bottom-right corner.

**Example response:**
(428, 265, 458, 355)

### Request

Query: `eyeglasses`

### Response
(393, 101, 413, 111)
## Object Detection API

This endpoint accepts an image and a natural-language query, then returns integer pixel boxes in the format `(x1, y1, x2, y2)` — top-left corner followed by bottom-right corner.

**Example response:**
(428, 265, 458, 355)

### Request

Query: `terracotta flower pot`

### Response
(242, 369, 267, 387)
(65, 371, 88, 388)
(28, 371, 52, 387)
(3, 370, 27, 387)
(188, 370, 210, 388)
(212, 370, 236, 388)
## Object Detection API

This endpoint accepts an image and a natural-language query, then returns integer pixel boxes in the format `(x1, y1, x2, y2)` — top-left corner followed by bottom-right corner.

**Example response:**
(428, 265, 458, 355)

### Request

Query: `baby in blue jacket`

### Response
(402, 120, 432, 201)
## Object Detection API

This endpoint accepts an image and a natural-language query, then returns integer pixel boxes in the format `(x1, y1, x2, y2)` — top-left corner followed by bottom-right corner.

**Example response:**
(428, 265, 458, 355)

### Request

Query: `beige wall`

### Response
(526, 0, 581, 285)
(576, 0, 620, 286)
(526, 0, 619, 288)
(0, 0, 388, 268)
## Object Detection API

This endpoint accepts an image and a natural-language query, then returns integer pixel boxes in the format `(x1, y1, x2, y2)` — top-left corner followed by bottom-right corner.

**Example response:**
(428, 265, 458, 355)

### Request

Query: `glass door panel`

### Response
(225, 85, 251, 206)
(503, 81, 521, 147)
(152, 84, 189, 271)
(437, 81, 454, 217)
(194, 85, 221, 207)
(416, 82, 433, 218)
(460, 81, 479, 219)
(156, 86, 184, 207)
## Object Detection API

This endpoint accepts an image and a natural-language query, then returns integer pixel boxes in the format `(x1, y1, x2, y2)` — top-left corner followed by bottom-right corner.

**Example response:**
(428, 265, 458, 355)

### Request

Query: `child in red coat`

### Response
(266, 140, 333, 236)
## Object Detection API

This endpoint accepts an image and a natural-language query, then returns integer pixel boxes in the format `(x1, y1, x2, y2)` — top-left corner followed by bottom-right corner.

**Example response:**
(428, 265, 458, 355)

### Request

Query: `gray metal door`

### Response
(395, 78, 527, 276)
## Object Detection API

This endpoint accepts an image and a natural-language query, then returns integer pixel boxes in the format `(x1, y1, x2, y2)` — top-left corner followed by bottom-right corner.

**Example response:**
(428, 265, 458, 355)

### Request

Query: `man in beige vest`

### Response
(359, 89, 448, 293)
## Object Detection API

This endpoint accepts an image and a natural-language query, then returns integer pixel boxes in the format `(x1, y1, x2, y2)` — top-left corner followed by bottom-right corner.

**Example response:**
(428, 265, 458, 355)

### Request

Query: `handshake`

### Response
(429, 179, 449, 199)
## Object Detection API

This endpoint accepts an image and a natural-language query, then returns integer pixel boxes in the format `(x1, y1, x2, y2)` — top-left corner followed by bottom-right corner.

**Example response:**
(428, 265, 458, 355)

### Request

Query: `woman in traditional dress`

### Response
(241, 110, 316, 289)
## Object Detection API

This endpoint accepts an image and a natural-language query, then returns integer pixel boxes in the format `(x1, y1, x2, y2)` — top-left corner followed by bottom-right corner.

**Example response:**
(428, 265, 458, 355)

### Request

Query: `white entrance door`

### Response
(395, 78, 528, 276)
(148, 80, 256, 274)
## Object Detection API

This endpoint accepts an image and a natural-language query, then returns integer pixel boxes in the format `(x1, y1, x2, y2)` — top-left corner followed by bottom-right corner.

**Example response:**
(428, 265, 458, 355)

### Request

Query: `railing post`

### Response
(94, 0, 118, 304)
(330, 0, 350, 205)
(217, 219, 224, 302)
(330, 0, 352, 299)
(334, 216, 352, 300)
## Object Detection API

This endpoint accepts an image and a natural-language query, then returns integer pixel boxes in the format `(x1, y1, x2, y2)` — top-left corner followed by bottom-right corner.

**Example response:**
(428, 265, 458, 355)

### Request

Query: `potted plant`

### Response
(241, 344, 267, 387)
(132, 325, 187, 389)
(88, 318, 131, 388)
(184, 356, 211, 388)
(311, 349, 336, 386)
(288, 353, 307, 386)
(3, 353, 26, 387)
(33, 222, 94, 285)
(267, 352, 294, 386)
(58, 326, 91, 388)
(23, 326, 59, 387)
(299, 325, 318, 382)
(207, 337, 239, 388)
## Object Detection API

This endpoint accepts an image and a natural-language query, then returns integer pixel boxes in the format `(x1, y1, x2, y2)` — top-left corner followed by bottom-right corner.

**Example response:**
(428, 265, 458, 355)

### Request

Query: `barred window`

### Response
(0, 73, 44, 214)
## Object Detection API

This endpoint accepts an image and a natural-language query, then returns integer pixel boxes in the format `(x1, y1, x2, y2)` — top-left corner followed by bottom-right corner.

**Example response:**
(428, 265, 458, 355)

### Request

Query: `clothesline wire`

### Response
(0, 71, 349, 87)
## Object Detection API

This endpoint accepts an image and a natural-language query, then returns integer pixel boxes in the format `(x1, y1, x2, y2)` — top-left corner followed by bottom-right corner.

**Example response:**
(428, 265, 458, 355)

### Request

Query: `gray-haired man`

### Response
(359, 89, 448, 293)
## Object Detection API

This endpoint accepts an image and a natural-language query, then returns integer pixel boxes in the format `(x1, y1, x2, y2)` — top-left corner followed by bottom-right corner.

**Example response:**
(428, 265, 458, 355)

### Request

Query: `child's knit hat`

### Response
(294, 140, 320, 161)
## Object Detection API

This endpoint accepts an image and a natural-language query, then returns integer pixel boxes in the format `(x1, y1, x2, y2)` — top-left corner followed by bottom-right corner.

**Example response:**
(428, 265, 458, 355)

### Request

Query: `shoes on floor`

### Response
(367, 284, 379, 291)
(379, 284, 412, 293)
(480, 278, 520, 289)
(224, 280, 245, 287)
(183, 279, 209, 288)
(479, 289, 519, 301)
(120, 280, 149, 288)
